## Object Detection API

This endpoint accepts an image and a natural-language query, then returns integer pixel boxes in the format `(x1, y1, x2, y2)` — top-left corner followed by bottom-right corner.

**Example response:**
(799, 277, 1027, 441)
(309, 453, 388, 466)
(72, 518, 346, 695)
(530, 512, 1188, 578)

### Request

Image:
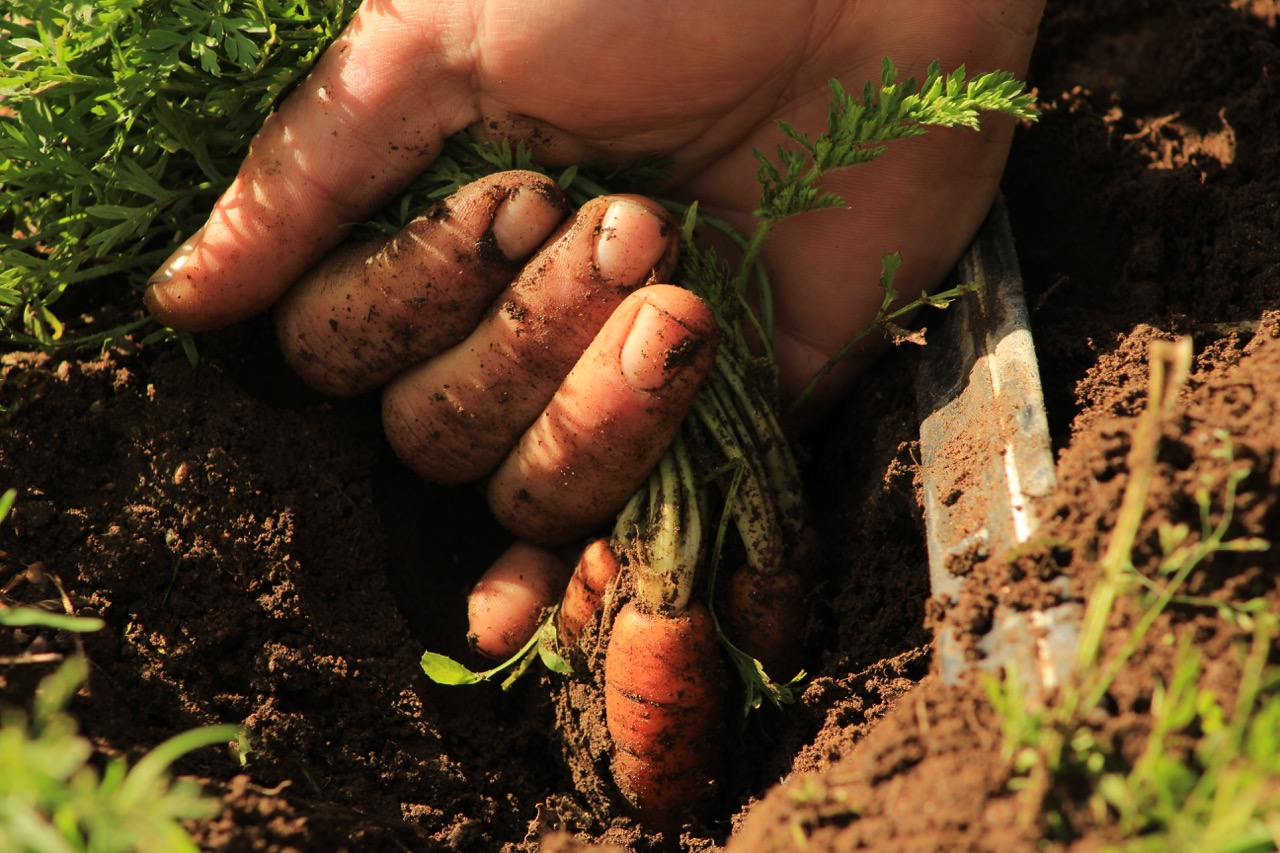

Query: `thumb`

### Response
(145, 4, 477, 332)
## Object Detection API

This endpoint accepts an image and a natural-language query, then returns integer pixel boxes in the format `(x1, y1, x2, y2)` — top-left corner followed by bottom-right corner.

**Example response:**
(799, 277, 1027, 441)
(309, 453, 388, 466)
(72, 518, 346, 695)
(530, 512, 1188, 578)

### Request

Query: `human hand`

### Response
(145, 0, 1045, 546)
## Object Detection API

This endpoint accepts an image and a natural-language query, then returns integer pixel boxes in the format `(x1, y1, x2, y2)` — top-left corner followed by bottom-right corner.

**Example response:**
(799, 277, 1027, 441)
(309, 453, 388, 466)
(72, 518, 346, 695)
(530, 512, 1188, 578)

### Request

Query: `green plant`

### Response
(1, 0, 357, 349)
(1099, 618, 1280, 853)
(1, 490, 242, 851)
(0, 655, 240, 853)
(985, 339, 1277, 850)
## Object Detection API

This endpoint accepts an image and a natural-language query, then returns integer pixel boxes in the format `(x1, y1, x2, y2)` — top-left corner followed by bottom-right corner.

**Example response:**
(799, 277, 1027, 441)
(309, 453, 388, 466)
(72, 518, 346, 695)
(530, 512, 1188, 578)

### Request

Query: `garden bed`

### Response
(2, 0, 1278, 849)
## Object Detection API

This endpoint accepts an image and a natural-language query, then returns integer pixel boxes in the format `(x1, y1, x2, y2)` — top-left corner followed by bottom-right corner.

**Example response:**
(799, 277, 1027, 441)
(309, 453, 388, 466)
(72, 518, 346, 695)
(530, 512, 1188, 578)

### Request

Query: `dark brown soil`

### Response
(3, 1, 1278, 850)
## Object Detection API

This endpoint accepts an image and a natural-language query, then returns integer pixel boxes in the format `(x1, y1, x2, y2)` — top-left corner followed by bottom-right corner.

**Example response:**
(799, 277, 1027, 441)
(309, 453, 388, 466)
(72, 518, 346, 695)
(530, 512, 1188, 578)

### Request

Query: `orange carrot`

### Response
(604, 600, 725, 831)
(556, 538, 620, 650)
(724, 525, 818, 680)
(724, 565, 807, 681)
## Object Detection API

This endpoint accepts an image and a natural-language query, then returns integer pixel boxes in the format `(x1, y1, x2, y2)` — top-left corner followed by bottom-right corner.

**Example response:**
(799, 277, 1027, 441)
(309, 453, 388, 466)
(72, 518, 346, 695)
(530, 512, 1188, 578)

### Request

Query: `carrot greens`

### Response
(1, 0, 356, 349)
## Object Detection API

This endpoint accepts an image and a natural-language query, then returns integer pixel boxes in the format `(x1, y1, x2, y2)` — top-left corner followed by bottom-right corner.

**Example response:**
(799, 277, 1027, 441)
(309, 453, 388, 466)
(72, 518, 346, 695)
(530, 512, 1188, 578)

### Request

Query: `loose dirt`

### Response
(2, 1, 1278, 850)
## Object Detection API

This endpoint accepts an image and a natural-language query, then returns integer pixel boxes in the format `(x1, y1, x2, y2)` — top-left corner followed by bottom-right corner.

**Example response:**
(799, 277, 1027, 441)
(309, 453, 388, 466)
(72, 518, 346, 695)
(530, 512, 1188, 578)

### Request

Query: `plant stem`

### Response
(1076, 337, 1192, 674)
(733, 219, 776, 340)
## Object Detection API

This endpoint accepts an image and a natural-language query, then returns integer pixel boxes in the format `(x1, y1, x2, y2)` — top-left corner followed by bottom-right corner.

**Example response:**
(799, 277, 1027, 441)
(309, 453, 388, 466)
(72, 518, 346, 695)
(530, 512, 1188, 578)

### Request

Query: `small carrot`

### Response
(556, 538, 621, 650)
(723, 526, 818, 680)
(604, 600, 725, 831)
(724, 565, 807, 681)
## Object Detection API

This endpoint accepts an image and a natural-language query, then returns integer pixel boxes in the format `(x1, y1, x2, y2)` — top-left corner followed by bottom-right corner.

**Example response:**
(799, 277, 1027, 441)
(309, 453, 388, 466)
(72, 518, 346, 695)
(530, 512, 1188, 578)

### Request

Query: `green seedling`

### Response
(0, 655, 240, 853)
(984, 339, 1277, 848)
(1, 489, 243, 851)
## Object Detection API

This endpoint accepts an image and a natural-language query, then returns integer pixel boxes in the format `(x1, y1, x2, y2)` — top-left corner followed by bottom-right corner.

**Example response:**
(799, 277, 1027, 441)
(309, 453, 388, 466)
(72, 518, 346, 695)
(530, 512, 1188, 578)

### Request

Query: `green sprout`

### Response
(1, 488, 243, 851)
(984, 340, 1277, 849)
(0, 656, 241, 853)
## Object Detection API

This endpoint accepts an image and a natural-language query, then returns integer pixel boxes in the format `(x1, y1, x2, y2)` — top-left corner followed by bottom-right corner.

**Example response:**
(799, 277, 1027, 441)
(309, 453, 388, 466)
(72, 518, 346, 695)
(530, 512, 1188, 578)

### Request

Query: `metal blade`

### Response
(916, 195, 1079, 697)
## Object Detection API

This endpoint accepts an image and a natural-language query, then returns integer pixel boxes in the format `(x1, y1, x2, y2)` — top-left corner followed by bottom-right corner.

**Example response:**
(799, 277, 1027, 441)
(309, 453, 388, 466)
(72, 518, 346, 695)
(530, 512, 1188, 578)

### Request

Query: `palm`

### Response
(433, 0, 1042, 400)
(460, 1, 828, 174)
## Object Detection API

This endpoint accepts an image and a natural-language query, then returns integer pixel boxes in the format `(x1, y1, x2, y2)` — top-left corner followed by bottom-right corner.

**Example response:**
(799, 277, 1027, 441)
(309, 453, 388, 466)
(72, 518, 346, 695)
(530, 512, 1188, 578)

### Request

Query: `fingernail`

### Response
(621, 300, 701, 391)
(147, 227, 204, 286)
(594, 200, 669, 286)
(492, 188, 565, 261)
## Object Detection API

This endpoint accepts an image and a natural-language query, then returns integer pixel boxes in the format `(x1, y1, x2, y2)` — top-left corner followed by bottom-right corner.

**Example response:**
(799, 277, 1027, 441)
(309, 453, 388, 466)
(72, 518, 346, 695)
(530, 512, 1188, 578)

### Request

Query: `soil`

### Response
(2, 0, 1278, 850)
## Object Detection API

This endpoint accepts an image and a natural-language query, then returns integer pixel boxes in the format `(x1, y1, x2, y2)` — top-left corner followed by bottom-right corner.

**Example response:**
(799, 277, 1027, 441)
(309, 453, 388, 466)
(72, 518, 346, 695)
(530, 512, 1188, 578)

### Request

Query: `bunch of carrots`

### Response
(420, 60, 1037, 833)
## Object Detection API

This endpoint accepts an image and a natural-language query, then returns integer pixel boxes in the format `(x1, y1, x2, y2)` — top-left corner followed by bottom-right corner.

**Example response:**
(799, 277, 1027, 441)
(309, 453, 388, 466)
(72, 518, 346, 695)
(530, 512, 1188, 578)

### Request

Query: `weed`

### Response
(2, 491, 242, 851)
(985, 338, 1278, 849)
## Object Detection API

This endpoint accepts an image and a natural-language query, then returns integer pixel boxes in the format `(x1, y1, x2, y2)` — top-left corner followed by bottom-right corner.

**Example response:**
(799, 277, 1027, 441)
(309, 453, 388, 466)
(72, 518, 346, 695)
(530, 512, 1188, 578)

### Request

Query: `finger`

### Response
(275, 171, 569, 396)
(144, 2, 478, 332)
(466, 542, 571, 659)
(383, 195, 679, 485)
(488, 285, 717, 546)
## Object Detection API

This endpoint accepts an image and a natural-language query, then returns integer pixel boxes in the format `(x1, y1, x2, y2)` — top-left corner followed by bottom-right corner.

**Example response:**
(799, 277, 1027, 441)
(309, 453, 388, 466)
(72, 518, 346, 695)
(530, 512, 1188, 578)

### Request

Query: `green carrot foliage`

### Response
(1, 0, 356, 347)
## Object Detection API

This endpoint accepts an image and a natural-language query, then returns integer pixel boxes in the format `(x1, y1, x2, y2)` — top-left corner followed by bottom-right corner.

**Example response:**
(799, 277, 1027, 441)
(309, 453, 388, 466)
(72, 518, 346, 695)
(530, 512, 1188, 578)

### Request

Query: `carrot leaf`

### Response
(724, 636, 805, 716)
(420, 606, 567, 688)
(536, 619, 572, 676)
(418, 651, 489, 687)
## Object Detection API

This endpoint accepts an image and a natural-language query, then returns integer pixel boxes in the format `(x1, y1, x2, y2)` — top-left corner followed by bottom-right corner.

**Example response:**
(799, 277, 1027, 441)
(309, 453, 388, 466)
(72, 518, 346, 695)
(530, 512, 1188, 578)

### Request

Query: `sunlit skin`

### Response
(146, 0, 1044, 631)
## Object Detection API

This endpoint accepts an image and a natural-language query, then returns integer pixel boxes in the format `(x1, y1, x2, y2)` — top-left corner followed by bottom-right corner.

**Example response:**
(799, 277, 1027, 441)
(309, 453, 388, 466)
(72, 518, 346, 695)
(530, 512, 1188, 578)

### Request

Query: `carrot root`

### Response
(604, 600, 725, 832)
(724, 565, 807, 681)
(556, 538, 621, 649)
(723, 527, 818, 680)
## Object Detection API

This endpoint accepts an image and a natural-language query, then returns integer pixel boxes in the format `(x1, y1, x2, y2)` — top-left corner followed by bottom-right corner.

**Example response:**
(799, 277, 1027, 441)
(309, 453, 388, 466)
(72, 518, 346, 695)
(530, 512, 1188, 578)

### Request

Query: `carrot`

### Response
(723, 526, 818, 680)
(604, 600, 726, 831)
(724, 566, 807, 681)
(555, 538, 620, 650)
(467, 542, 571, 659)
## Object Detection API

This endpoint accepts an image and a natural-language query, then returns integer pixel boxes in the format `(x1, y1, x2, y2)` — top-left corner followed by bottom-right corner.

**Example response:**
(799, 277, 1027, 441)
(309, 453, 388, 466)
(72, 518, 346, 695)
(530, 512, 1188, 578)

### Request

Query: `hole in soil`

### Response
(353, 336, 942, 841)
(371, 451, 509, 653)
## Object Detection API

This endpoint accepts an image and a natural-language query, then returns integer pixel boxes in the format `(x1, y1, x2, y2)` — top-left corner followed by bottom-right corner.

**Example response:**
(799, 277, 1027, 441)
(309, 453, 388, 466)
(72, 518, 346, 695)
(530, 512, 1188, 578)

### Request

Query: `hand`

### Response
(145, 0, 1044, 546)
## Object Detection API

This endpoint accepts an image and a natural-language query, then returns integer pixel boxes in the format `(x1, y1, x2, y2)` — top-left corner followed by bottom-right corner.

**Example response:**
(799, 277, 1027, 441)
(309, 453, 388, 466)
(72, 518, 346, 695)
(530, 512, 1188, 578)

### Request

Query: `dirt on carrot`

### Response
(604, 600, 726, 834)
